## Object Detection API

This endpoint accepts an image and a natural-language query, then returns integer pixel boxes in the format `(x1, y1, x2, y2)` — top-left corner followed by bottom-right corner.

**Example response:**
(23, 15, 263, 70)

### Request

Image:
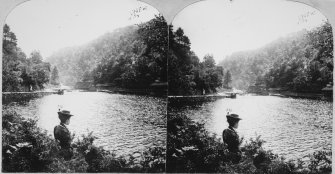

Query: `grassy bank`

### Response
(2, 107, 165, 172)
(167, 114, 332, 173)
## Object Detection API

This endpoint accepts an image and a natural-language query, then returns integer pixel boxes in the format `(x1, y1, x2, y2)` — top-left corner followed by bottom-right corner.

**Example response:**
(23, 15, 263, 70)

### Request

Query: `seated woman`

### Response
(54, 110, 74, 160)
(222, 113, 243, 164)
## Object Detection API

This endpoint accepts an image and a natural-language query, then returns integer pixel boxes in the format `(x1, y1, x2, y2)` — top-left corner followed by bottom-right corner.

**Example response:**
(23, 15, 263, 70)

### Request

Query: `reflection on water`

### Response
(169, 95, 332, 161)
(7, 91, 166, 156)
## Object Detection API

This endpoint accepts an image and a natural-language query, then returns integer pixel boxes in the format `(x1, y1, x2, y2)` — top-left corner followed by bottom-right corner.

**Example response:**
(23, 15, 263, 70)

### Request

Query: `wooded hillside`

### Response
(46, 15, 168, 89)
(219, 22, 333, 91)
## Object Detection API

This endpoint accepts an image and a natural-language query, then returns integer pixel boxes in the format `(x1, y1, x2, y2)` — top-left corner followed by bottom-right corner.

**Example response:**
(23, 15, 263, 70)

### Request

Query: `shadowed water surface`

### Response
(6, 91, 166, 156)
(169, 95, 332, 161)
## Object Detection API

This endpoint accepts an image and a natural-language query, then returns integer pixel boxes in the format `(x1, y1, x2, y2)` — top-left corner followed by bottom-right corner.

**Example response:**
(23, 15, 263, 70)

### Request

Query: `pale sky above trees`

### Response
(173, 0, 328, 62)
(5, 0, 159, 58)
(5, 0, 329, 62)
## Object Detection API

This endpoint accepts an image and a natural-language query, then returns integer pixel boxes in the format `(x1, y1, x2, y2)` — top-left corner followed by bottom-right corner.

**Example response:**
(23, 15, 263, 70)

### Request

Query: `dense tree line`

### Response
(47, 15, 168, 89)
(168, 27, 224, 95)
(2, 24, 51, 92)
(219, 22, 333, 91)
(47, 16, 224, 94)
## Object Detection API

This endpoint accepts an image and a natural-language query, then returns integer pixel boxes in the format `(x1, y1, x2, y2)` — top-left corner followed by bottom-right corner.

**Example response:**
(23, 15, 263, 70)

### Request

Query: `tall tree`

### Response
(223, 70, 232, 88)
(50, 66, 60, 85)
(203, 54, 216, 68)
(2, 24, 22, 91)
(3, 24, 17, 54)
(2, 24, 51, 91)
(29, 50, 43, 64)
(168, 27, 223, 95)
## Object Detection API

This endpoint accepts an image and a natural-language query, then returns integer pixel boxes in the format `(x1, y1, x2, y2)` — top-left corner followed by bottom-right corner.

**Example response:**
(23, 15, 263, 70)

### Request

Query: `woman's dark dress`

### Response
(54, 123, 73, 160)
(222, 126, 242, 163)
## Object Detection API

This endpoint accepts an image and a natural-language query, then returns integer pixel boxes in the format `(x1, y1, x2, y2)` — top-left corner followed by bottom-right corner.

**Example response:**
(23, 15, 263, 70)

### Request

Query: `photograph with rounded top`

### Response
(2, 0, 167, 172)
(167, 0, 332, 173)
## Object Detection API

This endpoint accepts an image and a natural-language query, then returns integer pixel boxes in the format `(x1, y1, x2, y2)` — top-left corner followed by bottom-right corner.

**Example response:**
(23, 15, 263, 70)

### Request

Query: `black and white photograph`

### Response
(2, 0, 167, 172)
(1, 0, 334, 173)
(166, 0, 333, 173)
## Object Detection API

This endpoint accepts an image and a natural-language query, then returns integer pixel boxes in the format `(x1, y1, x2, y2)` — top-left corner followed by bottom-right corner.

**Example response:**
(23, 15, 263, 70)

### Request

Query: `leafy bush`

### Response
(167, 114, 226, 172)
(2, 108, 60, 172)
(167, 114, 332, 173)
(2, 107, 331, 173)
(2, 107, 165, 172)
(308, 151, 332, 173)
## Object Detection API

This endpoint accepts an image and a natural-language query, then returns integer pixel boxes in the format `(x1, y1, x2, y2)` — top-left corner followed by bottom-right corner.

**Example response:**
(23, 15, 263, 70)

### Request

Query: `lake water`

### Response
(5, 91, 166, 156)
(168, 95, 332, 161)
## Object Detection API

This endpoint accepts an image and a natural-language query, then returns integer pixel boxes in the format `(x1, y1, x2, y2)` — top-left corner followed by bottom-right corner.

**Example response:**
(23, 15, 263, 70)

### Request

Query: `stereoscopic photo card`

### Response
(1, 0, 334, 173)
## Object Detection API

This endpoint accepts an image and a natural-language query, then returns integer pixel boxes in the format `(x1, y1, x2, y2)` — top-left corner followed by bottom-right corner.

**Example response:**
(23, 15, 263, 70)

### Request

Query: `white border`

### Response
(0, 0, 334, 172)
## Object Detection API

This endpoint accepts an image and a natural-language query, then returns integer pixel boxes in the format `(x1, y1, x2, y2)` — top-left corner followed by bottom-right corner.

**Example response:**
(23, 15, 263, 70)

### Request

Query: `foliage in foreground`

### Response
(167, 114, 332, 173)
(2, 108, 165, 172)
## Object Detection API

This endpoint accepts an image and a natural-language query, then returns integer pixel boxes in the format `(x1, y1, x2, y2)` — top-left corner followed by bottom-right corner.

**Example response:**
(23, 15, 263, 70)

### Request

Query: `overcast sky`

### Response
(172, 0, 328, 63)
(5, 0, 159, 58)
(5, 0, 328, 62)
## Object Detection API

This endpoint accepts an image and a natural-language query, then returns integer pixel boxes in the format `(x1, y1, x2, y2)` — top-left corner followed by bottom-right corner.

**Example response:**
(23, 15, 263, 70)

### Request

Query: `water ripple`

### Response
(8, 92, 167, 156)
(169, 95, 332, 161)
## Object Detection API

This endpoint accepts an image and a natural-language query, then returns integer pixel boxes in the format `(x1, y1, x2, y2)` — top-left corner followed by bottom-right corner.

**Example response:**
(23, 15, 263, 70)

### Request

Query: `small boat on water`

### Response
(57, 89, 64, 95)
(224, 92, 237, 98)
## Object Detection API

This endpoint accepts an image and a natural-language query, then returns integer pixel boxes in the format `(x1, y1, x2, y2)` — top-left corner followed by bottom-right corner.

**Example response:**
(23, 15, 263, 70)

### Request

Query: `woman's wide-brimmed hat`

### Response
(226, 113, 242, 120)
(57, 110, 74, 117)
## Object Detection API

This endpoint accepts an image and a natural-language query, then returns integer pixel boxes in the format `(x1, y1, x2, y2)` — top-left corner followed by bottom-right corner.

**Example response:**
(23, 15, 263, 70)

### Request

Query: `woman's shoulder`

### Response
(54, 124, 69, 133)
(223, 128, 233, 135)
(223, 128, 237, 136)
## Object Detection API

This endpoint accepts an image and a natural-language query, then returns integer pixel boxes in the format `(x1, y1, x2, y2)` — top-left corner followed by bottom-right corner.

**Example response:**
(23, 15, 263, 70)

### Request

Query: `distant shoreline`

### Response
(267, 90, 332, 101)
